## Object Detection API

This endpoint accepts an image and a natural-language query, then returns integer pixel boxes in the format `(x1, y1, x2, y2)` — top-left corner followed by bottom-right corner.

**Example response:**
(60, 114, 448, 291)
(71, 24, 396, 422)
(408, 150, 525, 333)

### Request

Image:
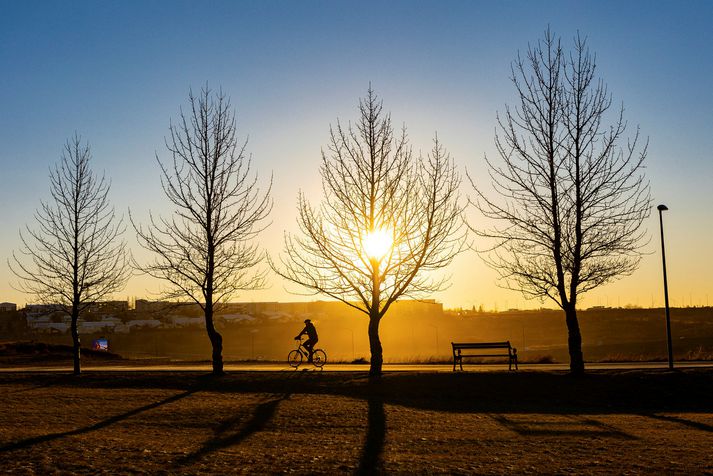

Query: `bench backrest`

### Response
(451, 341, 511, 350)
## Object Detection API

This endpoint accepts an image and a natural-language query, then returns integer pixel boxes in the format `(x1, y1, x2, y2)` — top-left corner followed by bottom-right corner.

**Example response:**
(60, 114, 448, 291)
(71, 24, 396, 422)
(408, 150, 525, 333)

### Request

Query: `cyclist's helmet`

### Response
(304, 319, 311, 323)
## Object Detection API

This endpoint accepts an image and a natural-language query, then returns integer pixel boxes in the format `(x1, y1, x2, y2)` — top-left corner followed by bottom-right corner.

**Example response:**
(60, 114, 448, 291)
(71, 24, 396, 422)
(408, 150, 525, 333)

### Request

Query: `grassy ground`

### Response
(1, 369, 712, 474)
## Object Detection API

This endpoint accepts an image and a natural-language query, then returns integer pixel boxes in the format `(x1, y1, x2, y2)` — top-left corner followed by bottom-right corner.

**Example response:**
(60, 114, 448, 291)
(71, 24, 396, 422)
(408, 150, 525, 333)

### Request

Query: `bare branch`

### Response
(132, 86, 272, 375)
(272, 86, 466, 375)
(9, 134, 130, 374)
(469, 29, 651, 374)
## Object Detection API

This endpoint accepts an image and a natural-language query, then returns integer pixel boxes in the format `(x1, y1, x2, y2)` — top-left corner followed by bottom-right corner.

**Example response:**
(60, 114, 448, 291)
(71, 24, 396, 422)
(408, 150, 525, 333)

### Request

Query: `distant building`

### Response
(135, 299, 176, 314)
(0, 306, 25, 333)
(0, 302, 17, 312)
(168, 316, 204, 328)
(25, 303, 65, 316)
(31, 322, 69, 334)
(216, 314, 255, 325)
(84, 301, 129, 315)
(78, 321, 119, 333)
(135, 299, 201, 316)
(219, 302, 279, 315)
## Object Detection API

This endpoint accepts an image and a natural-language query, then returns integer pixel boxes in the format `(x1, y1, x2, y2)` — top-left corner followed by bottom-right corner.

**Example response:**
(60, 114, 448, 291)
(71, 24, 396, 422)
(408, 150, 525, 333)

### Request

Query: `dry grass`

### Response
(0, 369, 712, 474)
(682, 346, 713, 361)
(601, 346, 713, 363)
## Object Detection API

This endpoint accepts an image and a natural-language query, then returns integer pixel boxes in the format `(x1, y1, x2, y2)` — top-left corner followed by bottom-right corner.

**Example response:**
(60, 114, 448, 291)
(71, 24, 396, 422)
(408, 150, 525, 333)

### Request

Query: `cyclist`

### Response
(295, 319, 319, 363)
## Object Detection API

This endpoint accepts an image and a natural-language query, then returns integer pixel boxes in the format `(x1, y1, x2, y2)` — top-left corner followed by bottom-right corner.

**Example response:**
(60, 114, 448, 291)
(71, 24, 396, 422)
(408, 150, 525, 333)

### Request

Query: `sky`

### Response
(1, 0, 711, 310)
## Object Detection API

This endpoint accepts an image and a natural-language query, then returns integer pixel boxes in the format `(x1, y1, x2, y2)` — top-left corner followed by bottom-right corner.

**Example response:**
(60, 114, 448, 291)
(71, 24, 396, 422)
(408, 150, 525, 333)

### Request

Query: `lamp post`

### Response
(657, 204, 673, 370)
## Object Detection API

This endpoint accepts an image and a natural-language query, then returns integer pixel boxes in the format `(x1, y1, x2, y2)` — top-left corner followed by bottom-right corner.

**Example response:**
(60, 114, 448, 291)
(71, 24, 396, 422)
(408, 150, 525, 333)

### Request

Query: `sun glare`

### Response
(363, 228, 393, 260)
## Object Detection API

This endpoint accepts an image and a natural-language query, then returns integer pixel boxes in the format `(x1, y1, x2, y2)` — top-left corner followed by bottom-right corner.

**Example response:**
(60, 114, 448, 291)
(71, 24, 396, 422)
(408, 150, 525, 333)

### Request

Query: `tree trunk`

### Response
(70, 307, 81, 375)
(205, 305, 224, 375)
(368, 312, 383, 377)
(564, 305, 585, 374)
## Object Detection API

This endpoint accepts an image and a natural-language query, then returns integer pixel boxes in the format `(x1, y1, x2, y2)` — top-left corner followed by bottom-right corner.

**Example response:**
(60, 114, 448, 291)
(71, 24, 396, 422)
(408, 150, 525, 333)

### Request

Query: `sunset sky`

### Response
(1, 0, 711, 310)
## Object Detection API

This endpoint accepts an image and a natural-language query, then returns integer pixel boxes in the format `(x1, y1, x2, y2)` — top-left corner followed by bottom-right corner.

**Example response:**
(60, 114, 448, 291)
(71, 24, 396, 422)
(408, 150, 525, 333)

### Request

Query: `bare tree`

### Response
(133, 87, 272, 375)
(273, 87, 466, 376)
(471, 30, 650, 374)
(10, 135, 130, 375)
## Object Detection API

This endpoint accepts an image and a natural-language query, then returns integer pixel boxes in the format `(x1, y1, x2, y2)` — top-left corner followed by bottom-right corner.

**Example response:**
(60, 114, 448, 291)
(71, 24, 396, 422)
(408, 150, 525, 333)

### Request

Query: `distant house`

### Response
(125, 319, 162, 330)
(261, 311, 294, 323)
(78, 321, 118, 333)
(219, 313, 255, 324)
(168, 316, 204, 328)
(0, 302, 17, 312)
(26, 314, 52, 327)
(25, 303, 65, 316)
(84, 300, 129, 315)
(30, 322, 69, 334)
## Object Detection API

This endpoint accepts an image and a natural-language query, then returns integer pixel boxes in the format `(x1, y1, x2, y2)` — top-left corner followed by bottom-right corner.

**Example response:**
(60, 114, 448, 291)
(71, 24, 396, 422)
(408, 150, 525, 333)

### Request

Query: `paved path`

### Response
(2, 361, 712, 372)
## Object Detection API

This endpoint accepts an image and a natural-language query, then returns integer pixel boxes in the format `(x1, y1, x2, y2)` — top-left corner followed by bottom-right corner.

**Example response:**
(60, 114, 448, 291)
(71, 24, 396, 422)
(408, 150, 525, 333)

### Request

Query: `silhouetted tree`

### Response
(471, 30, 650, 374)
(10, 135, 130, 375)
(133, 87, 272, 375)
(273, 87, 466, 376)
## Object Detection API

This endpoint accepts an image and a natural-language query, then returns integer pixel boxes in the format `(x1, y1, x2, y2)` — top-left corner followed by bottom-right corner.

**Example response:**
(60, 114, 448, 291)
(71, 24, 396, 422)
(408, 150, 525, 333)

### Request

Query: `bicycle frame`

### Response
(295, 337, 309, 351)
(289, 337, 326, 369)
(295, 342, 309, 357)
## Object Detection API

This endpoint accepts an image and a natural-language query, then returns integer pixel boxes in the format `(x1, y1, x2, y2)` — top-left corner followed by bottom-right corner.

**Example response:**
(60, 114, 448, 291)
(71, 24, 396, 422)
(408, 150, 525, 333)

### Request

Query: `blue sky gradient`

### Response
(1, 1, 711, 308)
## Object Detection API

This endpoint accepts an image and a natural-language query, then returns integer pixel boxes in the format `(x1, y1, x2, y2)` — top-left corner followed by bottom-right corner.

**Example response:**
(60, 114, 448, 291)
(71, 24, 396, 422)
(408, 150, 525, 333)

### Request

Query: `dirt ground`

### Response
(0, 369, 712, 475)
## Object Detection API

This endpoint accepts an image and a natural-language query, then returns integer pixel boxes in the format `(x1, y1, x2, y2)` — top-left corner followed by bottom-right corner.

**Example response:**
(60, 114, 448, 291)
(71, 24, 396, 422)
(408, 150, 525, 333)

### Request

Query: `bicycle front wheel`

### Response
(288, 350, 303, 368)
(312, 349, 327, 368)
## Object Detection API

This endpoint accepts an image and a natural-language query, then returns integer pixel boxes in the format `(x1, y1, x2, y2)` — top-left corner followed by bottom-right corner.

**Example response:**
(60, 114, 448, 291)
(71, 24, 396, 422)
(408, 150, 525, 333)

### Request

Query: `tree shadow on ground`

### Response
(357, 393, 386, 475)
(3, 369, 712, 415)
(490, 413, 637, 439)
(2, 374, 70, 395)
(2, 368, 712, 462)
(0, 375, 212, 453)
(176, 393, 291, 467)
(642, 413, 713, 433)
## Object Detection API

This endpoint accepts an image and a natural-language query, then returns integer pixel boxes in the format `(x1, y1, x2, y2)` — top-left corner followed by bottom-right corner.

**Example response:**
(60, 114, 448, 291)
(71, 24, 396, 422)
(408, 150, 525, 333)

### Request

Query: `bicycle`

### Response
(288, 337, 327, 368)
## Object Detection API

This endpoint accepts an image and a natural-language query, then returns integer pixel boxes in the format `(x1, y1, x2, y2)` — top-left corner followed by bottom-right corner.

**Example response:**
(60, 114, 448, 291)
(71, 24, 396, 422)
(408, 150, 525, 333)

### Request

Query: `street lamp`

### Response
(657, 204, 673, 370)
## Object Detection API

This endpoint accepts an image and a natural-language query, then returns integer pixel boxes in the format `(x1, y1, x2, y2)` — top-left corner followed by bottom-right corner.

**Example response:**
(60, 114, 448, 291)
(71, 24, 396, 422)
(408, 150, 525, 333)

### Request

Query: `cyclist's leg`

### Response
(310, 338, 319, 362)
(304, 339, 315, 361)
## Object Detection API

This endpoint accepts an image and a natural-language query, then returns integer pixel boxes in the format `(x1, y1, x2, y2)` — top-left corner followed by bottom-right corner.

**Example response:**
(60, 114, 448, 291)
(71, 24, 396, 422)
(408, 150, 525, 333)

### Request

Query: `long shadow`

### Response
(643, 413, 713, 433)
(0, 386, 200, 453)
(3, 374, 69, 395)
(3, 369, 713, 416)
(577, 416, 639, 439)
(357, 394, 386, 475)
(177, 393, 290, 466)
(490, 413, 637, 439)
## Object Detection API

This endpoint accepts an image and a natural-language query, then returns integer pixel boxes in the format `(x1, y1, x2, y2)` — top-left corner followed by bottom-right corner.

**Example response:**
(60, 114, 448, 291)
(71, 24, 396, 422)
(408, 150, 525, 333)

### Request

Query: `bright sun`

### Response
(362, 228, 393, 260)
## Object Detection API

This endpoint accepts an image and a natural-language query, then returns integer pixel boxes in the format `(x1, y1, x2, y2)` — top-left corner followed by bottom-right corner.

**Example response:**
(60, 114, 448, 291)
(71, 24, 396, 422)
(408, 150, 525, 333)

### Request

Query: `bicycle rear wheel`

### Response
(288, 350, 303, 368)
(312, 349, 327, 368)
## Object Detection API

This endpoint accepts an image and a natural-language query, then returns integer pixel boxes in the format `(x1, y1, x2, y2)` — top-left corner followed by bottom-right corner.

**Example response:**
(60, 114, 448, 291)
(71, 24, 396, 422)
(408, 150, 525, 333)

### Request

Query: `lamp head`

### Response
(657, 204, 668, 212)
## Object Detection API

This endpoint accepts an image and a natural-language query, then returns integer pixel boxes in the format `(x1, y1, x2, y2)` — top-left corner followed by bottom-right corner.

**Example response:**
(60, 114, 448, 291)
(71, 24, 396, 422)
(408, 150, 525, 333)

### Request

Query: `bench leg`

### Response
(453, 356, 464, 371)
(509, 356, 518, 371)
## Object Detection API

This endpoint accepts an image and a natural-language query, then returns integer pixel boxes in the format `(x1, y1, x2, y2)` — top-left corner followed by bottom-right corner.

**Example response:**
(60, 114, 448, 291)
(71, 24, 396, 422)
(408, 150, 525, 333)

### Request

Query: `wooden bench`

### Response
(451, 341, 518, 371)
